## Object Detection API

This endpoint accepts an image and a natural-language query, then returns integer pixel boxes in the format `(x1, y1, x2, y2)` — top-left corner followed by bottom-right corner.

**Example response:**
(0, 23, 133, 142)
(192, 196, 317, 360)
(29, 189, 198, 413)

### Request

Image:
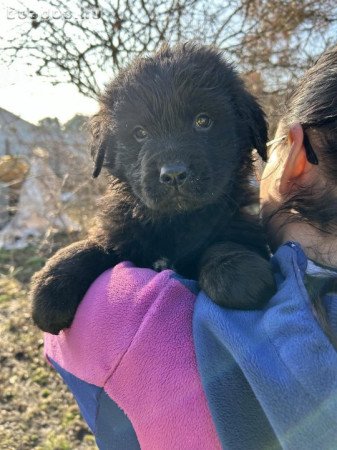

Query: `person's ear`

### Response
(279, 123, 308, 195)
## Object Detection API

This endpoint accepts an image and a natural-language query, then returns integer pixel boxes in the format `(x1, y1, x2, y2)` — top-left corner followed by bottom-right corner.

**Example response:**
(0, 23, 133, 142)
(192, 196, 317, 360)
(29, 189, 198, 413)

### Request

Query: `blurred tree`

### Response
(1, 0, 336, 116)
(38, 117, 61, 130)
(63, 114, 88, 133)
(241, 0, 337, 88)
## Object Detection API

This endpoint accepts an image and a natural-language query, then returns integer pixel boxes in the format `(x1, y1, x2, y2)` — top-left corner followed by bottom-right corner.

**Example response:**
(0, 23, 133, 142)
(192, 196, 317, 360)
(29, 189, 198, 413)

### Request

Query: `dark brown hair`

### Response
(270, 46, 337, 346)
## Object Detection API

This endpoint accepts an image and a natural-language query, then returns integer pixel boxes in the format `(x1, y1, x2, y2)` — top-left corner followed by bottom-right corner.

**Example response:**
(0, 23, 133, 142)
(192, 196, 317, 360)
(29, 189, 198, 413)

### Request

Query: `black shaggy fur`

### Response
(31, 43, 275, 335)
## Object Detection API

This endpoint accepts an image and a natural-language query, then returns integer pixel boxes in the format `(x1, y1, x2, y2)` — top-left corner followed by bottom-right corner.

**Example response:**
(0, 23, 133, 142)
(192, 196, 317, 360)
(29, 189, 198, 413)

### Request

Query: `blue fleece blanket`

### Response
(194, 242, 337, 449)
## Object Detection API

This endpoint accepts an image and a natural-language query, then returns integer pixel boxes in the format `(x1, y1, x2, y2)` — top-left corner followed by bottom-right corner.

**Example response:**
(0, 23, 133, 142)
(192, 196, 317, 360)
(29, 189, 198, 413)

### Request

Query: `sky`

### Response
(0, 1, 98, 125)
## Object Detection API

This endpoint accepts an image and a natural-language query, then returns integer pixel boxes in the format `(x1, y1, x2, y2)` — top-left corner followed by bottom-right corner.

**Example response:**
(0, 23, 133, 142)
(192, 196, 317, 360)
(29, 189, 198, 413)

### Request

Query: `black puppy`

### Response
(31, 43, 275, 335)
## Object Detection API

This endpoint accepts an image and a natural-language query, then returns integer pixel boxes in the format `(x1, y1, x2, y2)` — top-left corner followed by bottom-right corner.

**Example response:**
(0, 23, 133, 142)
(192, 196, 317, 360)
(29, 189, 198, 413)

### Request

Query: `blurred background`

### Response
(0, 1, 336, 449)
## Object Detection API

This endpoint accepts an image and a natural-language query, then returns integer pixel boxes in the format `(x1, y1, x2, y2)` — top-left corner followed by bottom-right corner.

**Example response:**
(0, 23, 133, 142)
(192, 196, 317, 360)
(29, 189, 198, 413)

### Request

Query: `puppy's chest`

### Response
(112, 205, 254, 275)
(148, 227, 203, 275)
(147, 224, 197, 259)
(140, 216, 227, 273)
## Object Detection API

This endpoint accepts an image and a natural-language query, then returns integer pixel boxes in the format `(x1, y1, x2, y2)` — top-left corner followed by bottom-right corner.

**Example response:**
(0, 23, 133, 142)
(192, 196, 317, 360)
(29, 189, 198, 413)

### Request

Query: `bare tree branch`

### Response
(1, 0, 336, 100)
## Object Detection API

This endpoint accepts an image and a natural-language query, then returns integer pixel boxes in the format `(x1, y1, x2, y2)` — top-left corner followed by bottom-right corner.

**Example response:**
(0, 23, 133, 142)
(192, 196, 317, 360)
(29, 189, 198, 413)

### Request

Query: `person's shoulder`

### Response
(194, 241, 337, 450)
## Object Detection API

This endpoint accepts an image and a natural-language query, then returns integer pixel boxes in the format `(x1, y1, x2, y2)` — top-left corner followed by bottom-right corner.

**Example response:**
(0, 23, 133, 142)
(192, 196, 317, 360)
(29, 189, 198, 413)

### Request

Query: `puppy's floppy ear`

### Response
(91, 134, 113, 179)
(88, 111, 115, 178)
(236, 89, 268, 162)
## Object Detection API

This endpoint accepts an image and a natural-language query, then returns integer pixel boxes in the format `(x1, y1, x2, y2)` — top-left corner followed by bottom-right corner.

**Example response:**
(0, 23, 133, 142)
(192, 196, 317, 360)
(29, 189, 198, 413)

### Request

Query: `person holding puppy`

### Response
(194, 45, 337, 449)
(43, 46, 337, 450)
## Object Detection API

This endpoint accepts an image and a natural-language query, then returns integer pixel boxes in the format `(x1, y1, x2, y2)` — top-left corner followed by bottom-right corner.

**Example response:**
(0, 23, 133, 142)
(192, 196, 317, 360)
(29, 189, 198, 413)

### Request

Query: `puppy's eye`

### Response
(194, 113, 213, 130)
(133, 126, 148, 142)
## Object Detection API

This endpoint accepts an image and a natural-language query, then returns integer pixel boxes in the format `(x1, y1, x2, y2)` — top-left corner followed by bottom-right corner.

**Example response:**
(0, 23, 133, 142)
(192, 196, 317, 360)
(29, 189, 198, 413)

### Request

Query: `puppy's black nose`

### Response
(159, 164, 188, 186)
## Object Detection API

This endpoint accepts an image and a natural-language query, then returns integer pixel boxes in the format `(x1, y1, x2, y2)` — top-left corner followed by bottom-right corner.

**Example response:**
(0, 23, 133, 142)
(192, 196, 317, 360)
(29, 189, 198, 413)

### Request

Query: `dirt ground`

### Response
(0, 239, 98, 450)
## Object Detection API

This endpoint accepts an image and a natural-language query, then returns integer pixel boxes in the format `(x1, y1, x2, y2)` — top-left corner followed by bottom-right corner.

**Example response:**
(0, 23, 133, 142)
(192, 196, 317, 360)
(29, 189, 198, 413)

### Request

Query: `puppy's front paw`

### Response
(199, 243, 275, 309)
(31, 269, 81, 335)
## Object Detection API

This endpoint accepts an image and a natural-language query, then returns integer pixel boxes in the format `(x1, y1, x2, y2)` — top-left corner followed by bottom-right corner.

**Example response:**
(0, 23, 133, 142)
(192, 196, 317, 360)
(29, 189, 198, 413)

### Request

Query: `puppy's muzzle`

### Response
(159, 163, 189, 187)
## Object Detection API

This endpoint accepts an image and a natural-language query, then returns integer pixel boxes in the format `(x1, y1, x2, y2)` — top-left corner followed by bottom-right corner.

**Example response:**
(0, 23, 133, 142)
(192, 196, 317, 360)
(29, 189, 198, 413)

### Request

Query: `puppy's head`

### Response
(90, 42, 267, 214)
